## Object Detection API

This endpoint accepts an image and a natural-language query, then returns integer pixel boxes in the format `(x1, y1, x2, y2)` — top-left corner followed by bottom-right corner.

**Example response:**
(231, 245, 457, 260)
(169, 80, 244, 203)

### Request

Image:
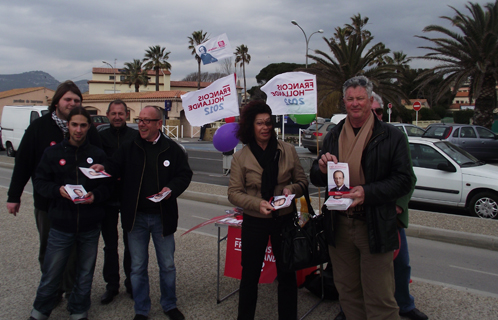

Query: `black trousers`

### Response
(237, 213, 297, 320)
(101, 205, 132, 291)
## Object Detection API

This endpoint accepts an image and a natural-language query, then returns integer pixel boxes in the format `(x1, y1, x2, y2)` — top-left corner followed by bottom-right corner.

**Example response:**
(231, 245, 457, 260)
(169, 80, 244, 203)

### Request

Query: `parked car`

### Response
(409, 137, 498, 219)
(422, 124, 498, 160)
(90, 115, 110, 127)
(0, 125, 4, 151)
(393, 123, 425, 137)
(301, 121, 336, 153)
(96, 123, 188, 158)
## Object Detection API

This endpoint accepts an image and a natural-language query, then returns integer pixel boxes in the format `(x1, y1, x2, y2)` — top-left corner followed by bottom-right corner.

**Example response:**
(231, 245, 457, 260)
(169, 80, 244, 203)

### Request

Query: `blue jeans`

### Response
(394, 227, 415, 313)
(31, 227, 100, 320)
(128, 213, 177, 316)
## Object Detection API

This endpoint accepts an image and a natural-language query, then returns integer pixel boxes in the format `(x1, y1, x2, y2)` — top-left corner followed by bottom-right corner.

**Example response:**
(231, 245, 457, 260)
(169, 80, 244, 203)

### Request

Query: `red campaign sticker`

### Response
(50, 141, 57, 146)
(59, 159, 66, 166)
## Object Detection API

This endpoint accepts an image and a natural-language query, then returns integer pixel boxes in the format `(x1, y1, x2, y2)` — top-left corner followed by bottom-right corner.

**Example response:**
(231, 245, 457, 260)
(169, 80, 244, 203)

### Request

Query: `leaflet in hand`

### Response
(325, 162, 352, 210)
(79, 167, 111, 179)
(64, 184, 89, 204)
(270, 194, 295, 210)
(147, 190, 172, 202)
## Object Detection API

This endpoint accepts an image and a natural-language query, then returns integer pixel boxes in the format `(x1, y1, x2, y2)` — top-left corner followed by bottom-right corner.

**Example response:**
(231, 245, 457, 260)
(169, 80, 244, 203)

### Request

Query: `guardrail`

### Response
(163, 125, 179, 140)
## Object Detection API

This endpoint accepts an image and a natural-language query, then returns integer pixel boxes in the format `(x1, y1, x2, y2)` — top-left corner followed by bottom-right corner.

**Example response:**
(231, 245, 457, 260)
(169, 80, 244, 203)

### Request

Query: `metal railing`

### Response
(163, 125, 179, 140)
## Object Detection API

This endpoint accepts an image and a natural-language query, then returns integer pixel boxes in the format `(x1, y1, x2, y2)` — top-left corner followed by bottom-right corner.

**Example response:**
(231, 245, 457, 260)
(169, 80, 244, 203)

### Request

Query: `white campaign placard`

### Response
(195, 33, 233, 65)
(181, 74, 239, 127)
(260, 72, 317, 115)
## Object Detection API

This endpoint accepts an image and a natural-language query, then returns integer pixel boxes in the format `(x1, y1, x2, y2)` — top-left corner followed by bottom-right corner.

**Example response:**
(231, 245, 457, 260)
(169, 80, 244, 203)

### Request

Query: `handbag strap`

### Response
(296, 181, 315, 217)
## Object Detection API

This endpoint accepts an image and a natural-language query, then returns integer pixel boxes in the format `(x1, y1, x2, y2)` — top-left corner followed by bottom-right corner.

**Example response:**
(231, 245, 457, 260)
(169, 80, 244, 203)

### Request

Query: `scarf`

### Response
(249, 137, 280, 201)
(52, 111, 68, 135)
(338, 112, 374, 212)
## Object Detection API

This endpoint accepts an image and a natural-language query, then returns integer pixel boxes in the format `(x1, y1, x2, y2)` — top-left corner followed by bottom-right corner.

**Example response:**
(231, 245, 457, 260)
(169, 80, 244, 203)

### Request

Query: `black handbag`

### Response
(281, 182, 330, 271)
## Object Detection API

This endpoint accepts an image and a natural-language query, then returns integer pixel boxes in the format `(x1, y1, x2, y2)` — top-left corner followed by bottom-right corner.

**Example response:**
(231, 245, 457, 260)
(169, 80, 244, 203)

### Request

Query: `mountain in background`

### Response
(0, 71, 89, 93)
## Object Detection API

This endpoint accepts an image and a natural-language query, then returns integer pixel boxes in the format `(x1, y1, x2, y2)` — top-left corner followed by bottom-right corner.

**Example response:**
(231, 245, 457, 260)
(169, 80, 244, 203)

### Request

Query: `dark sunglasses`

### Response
(344, 77, 368, 88)
(255, 120, 272, 127)
(373, 108, 383, 115)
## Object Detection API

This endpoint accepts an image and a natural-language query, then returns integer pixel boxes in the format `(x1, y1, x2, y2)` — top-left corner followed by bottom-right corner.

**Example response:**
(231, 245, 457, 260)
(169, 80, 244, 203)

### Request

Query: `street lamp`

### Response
(102, 60, 116, 93)
(291, 20, 323, 68)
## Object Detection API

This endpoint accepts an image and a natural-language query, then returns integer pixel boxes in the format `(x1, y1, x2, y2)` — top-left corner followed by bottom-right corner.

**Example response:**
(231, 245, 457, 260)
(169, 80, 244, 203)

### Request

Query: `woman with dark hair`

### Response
(29, 106, 110, 320)
(228, 100, 308, 320)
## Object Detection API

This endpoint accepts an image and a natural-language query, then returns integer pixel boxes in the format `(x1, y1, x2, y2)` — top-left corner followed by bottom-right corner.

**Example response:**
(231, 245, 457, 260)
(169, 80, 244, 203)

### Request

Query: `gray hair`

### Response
(372, 92, 383, 108)
(342, 75, 373, 98)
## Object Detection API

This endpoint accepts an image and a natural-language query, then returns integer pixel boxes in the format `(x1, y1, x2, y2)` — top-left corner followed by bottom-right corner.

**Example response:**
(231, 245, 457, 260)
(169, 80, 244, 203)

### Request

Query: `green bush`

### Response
(453, 110, 474, 124)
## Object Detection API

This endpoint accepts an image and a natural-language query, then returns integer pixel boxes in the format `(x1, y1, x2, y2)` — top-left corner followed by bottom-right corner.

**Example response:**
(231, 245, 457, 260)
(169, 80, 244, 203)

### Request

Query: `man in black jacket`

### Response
(6, 81, 102, 299)
(93, 106, 192, 320)
(310, 76, 412, 320)
(98, 99, 137, 304)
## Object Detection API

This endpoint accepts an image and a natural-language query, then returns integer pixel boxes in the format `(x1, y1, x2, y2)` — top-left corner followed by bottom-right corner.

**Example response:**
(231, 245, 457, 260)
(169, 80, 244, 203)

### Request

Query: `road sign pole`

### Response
(416, 110, 418, 126)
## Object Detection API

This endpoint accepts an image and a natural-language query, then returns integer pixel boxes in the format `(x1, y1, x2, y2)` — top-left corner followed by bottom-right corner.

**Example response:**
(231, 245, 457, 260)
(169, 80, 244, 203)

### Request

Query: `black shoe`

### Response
(164, 308, 185, 320)
(400, 308, 429, 320)
(100, 289, 119, 304)
(334, 310, 347, 320)
(133, 315, 148, 320)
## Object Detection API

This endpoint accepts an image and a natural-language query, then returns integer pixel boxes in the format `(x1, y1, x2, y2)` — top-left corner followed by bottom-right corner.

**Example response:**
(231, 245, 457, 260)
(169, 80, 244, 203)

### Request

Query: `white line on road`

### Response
(192, 215, 209, 221)
(449, 265, 498, 277)
(188, 156, 222, 162)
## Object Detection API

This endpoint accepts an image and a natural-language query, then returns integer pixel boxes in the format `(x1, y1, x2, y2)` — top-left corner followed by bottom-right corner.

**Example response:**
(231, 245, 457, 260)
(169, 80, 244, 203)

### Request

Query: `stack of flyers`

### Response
(325, 197, 353, 211)
(64, 184, 90, 204)
(270, 194, 296, 210)
(147, 190, 172, 202)
(79, 167, 111, 179)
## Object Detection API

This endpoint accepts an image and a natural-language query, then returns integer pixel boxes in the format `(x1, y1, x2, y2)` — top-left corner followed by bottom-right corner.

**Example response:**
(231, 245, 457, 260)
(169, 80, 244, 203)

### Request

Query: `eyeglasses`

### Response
(373, 108, 383, 115)
(135, 118, 160, 124)
(343, 77, 369, 89)
(255, 120, 272, 127)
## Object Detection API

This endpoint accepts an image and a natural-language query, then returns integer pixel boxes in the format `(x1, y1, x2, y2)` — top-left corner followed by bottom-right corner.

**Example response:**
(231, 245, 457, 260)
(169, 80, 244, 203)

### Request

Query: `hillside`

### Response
(0, 71, 89, 93)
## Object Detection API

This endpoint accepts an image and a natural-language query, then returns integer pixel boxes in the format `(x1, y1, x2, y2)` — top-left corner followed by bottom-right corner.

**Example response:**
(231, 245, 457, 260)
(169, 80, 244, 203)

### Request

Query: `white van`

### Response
(2, 105, 49, 156)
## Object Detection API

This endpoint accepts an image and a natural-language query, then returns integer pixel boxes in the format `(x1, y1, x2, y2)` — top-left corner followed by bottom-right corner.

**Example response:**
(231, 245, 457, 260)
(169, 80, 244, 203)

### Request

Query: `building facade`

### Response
(0, 87, 55, 122)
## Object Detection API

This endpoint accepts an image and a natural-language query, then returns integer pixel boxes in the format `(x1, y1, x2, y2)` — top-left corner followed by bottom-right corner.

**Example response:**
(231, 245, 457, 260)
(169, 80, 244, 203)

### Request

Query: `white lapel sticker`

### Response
(163, 160, 170, 167)
(87, 157, 93, 164)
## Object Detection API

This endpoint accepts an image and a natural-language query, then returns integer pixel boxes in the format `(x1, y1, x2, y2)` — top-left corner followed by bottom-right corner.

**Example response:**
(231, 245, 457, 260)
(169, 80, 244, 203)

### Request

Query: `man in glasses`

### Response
(92, 106, 192, 320)
(98, 99, 138, 304)
(310, 76, 412, 320)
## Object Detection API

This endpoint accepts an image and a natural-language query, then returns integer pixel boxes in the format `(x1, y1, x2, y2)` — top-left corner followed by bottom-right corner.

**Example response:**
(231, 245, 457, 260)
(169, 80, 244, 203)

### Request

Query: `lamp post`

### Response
(291, 20, 323, 68)
(102, 60, 116, 93)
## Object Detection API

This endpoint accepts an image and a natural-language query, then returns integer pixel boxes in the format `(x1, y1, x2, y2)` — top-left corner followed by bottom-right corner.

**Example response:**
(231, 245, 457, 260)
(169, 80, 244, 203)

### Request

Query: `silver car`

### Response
(422, 124, 498, 160)
(301, 121, 336, 153)
(393, 123, 425, 137)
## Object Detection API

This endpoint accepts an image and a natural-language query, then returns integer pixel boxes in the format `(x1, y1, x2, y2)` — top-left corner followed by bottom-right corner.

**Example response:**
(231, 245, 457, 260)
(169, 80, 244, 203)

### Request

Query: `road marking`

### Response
(449, 265, 498, 277)
(188, 156, 222, 162)
(192, 215, 209, 220)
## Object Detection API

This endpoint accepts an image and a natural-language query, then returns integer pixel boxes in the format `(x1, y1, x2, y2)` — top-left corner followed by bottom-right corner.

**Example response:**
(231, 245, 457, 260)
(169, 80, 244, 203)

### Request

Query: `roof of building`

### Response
(0, 87, 53, 99)
(92, 68, 171, 76)
(170, 81, 212, 88)
(80, 90, 188, 102)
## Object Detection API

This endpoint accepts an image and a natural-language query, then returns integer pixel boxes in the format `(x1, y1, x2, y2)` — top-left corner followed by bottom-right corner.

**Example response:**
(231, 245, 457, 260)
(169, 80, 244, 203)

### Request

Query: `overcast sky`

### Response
(0, 0, 490, 90)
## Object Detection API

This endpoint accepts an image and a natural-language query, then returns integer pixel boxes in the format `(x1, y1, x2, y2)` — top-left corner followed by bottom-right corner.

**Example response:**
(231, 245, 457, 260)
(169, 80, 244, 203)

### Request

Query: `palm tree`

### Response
(343, 13, 371, 43)
(415, 1, 498, 128)
(307, 27, 405, 113)
(234, 44, 251, 104)
(188, 30, 209, 90)
(121, 59, 149, 92)
(143, 45, 171, 91)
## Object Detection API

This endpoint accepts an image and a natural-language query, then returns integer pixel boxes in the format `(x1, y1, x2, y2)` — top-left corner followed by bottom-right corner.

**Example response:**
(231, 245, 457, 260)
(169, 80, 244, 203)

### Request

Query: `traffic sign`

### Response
(388, 103, 392, 109)
(413, 101, 422, 112)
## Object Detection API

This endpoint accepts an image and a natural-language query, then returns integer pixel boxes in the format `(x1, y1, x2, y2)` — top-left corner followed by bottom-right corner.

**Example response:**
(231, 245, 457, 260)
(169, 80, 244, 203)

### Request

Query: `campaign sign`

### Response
(195, 33, 233, 65)
(261, 72, 317, 115)
(224, 227, 277, 283)
(181, 74, 239, 127)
